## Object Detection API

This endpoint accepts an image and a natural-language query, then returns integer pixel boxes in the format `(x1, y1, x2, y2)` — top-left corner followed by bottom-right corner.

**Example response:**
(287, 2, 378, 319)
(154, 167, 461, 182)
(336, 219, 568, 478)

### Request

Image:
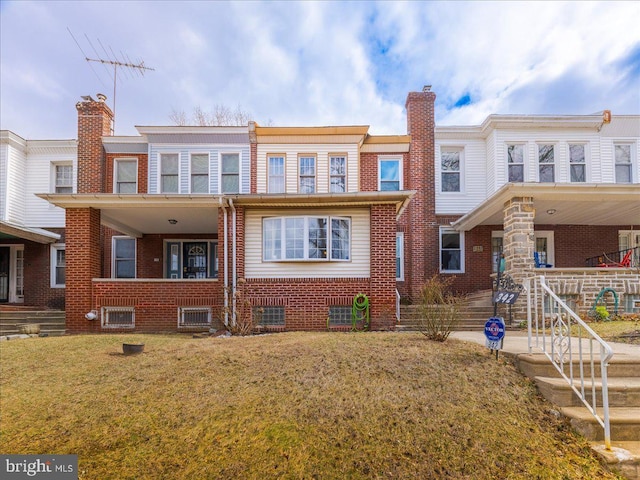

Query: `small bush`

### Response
(417, 275, 465, 342)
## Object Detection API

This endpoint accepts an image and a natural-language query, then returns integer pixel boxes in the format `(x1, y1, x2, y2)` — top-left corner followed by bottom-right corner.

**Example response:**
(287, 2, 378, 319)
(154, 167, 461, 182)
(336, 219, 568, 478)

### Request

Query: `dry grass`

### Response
(584, 319, 640, 344)
(0, 332, 621, 479)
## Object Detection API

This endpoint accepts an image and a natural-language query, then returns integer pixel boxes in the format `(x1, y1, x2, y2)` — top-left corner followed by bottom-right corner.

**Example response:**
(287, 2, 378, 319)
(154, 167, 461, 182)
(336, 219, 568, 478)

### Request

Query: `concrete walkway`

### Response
(450, 330, 640, 358)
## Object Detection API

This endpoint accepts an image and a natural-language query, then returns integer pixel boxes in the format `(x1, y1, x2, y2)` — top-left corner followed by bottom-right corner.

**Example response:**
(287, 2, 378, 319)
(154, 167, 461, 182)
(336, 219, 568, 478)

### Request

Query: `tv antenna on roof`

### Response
(68, 28, 155, 132)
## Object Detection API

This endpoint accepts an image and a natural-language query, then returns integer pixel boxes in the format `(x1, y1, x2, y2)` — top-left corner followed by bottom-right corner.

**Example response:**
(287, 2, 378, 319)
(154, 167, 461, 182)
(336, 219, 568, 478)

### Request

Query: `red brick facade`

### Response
(76, 99, 113, 193)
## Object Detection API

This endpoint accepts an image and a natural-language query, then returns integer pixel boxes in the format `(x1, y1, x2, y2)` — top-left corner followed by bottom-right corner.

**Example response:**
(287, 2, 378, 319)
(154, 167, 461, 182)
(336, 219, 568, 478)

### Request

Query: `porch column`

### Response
(66, 208, 102, 334)
(502, 197, 535, 322)
(369, 204, 398, 330)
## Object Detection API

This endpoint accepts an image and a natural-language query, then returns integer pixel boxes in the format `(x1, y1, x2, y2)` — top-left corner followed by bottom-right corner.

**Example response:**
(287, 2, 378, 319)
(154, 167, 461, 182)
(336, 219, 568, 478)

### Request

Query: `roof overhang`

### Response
(452, 183, 640, 231)
(0, 221, 60, 244)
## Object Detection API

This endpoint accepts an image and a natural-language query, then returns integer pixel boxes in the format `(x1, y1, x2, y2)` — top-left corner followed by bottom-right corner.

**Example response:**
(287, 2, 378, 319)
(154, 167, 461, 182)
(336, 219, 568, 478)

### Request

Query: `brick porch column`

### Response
(369, 204, 398, 330)
(66, 208, 102, 334)
(502, 197, 535, 322)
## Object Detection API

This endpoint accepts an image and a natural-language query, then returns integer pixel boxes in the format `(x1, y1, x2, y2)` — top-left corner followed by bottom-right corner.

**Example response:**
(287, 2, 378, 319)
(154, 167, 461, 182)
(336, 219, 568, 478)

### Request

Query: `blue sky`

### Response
(1, 1, 639, 139)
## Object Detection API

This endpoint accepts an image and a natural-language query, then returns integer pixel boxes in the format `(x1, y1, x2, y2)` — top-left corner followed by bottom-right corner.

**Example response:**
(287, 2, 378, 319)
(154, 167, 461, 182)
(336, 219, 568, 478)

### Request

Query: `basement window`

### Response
(328, 306, 352, 326)
(178, 307, 212, 327)
(254, 306, 285, 326)
(101, 307, 134, 328)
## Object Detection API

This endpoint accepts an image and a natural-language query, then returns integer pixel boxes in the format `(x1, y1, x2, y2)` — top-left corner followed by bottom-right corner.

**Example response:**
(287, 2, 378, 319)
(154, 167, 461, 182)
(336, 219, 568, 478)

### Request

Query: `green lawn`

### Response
(0, 332, 621, 479)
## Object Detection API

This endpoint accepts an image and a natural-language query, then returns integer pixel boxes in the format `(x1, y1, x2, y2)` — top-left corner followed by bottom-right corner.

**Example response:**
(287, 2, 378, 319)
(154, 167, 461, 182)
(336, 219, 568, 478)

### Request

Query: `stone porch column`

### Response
(502, 197, 535, 322)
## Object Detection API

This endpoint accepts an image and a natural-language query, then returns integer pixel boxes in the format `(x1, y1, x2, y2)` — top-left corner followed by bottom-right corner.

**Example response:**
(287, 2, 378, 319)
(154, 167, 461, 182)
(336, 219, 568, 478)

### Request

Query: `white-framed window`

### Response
(178, 307, 212, 327)
(491, 231, 504, 273)
(262, 216, 351, 262)
(440, 228, 464, 273)
(268, 155, 285, 193)
(160, 153, 179, 193)
(220, 153, 240, 193)
(615, 144, 633, 184)
(50, 244, 65, 288)
(507, 144, 525, 182)
(53, 163, 73, 193)
(330, 155, 347, 193)
(112, 237, 136, 278)
(101, 306, 134, 328)
(299, 155, 316, 193)
(15, 247, 24, 298)
(568, 144, 586, 182)
(538, 144, 555, 182)
(190, 153, 209, 193)
(396, 232, 404, 281)
(441, 148, 462, 192)
(114, 158, 138, 193)
(378, 157, 402, 191)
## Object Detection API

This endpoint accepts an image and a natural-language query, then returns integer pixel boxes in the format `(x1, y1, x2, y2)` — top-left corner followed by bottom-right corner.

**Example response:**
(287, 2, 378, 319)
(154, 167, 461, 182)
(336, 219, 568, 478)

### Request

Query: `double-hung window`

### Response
(160, 153, 179, 193)
(50, 244, 65, 288)
(115, 158, 137, 193)
(507, 144, 524, 182)
(221, 153, 240, 193)
(379, 157, 401, 191)
(569, 144, 586, 182)
(54, 164, 73, 193)
(615, 144, 632, 183)
(263, 216, 350, 261)
(441, 148, 461, 192)
(440, 228, 463, 273)
(268, 155, 285, 193)
(113, 237, 136, 278)
(396, 233, 404, 280)
(190, 153, 209, 193)
(299, 155, 316, 193)
(330, 155, 346, 192)
(538, 144, 555, 182)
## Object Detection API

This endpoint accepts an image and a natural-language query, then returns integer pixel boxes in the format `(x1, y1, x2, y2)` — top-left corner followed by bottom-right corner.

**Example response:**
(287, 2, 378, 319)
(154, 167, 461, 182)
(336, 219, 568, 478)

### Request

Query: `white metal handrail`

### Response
(526, 275, 614, 450)
(396, 289, 401, 323)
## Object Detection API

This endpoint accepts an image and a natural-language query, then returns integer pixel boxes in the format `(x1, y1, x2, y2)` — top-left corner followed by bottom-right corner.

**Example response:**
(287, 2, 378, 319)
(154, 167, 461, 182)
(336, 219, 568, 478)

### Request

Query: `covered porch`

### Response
(453, 183, 640, 320)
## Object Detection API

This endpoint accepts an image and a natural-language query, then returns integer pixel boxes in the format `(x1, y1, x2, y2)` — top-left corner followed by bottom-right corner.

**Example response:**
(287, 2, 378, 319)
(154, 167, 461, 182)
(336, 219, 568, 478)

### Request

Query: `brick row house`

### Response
(2, 87, 639, 333)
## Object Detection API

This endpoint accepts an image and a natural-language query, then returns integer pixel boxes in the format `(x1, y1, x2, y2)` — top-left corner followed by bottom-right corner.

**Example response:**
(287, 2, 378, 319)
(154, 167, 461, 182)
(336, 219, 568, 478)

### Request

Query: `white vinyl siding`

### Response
(256, 144, 359, 194)
(245, 208, 370, 279)
(435, 141, 484, 215)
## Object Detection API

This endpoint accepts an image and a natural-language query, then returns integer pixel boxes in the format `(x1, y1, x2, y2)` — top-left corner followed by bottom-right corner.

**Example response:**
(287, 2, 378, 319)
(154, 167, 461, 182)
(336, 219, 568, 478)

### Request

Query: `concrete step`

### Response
(560, 407, 640, 442)
(535, 376, 640, 407)
(592, 441, 640, 480)
(0, 310, 65, 336)
(516, 352, 640, 379)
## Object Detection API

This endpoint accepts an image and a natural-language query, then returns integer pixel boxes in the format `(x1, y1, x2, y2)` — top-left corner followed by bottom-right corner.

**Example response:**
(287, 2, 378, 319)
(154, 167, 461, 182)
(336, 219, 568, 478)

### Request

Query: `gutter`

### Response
(229, 198, 237, 327)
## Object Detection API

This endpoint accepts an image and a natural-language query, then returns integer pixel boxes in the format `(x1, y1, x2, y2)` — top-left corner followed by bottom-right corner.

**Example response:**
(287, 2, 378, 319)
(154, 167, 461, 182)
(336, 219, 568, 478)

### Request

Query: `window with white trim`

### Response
(114, 158, 138, 193)
(268, 155, 285, 193)
(54, 164, 73, 193)
(379, 157, 402, 191)
(507, 144, 524, 182)
(178, 307, 211, 327)
(440, 228, 463, 273)
(50, 244, 65, 288)
(262, 216, 350, 261)
(160, 153, 179, 193)
(569, 144, 586, 182)
(441, 148, 462, 192)
(330, 155, 346, 193)
(396, 232, 404, 281)
(538, 144, 555, 182)
(113, 237, 136, 278)
(615, 144, 632, 184)
(102, 307, 134, 328)
(221, 153, 240, 193)
(190, 153, 209, 193)
(299, 155, 316, 193)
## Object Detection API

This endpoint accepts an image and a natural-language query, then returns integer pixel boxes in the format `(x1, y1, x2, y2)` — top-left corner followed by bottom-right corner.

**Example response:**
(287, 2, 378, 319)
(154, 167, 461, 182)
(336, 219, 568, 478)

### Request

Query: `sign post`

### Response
(484, 317, 506, 359)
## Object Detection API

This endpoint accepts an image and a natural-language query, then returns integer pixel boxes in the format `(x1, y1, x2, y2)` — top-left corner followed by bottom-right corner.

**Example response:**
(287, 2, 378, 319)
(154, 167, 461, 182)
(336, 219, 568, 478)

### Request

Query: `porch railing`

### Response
(585, 246, 639, 268)
(526, 275, 614, 449)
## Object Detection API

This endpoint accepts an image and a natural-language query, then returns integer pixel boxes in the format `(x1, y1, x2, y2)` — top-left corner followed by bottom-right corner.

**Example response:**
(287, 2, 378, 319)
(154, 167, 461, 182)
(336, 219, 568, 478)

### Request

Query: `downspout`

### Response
(229, 198, 237, 326)
(222, 198, 229, 326)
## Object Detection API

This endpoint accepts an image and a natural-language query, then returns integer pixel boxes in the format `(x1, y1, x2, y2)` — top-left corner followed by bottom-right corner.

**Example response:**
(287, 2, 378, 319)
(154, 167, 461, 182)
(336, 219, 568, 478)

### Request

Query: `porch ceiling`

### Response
(452, 183, 640, 231)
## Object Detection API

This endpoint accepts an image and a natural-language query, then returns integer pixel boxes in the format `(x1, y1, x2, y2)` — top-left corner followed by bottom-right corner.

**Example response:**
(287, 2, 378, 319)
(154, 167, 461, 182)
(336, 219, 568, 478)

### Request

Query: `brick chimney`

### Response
(76, 94, 113, 193)
(404, 86, 437, 300)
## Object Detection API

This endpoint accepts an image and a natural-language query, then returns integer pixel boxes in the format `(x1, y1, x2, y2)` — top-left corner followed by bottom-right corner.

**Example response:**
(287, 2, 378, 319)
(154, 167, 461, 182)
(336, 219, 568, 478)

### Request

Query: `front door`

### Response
(0, 247, 9, 303)
(183, 242, 207, 279)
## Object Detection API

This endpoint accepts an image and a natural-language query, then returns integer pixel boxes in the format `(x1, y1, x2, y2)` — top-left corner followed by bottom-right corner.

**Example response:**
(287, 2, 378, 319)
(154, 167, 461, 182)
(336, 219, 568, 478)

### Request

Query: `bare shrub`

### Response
(417, 275, 465, 342)
(220, 284, 261, 336)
